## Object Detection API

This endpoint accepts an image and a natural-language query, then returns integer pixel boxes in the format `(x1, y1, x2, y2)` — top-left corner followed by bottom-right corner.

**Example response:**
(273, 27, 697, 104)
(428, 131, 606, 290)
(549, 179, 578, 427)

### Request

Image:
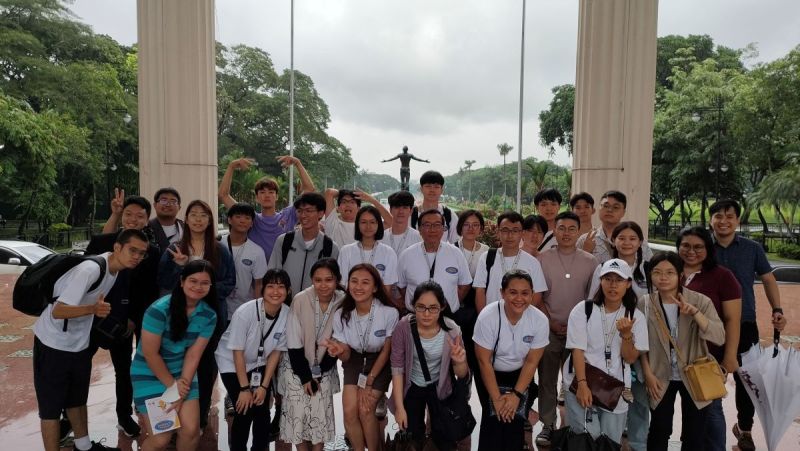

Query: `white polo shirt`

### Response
(33, 253, 118, 352)
(215, 299, 289, 374)
(225, 238, 268, 319)
(380, 227, 422, 257)
(338, 242, 398, 287)
(473, 249, 548, 305)
(562, 301, 648, 414)
(473, 301, 549, 372)
(332, 299, 399, 353)
(397, 241, 472, 312)
(324, 213, 356, 248)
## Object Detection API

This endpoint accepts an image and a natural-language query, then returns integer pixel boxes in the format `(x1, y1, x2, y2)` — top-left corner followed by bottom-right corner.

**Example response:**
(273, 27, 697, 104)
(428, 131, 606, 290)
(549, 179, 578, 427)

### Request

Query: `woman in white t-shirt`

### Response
(563, 259, 649, 445)
(215, 269, 290, 451)
(281, 258, 346, 449)
(323, 264, 399, 451)
(338, 205, 398, 295)
(473, 270, 549, 451)
(454, 209, 489, 278)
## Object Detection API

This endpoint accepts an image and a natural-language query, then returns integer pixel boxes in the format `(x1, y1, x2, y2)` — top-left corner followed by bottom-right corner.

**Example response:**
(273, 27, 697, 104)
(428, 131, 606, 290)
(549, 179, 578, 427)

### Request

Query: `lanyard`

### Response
(255, 300, 280, 362)
(388, 229, 409, 254)
(499, 251, 522, 274)
(313, 295, 333, 364)
(600, 304, 623, 371)
(358, 242, 376, 265)
(354, 300, 376, 354)
(421, 243, 439, 279)
(658, 294, 678, 349)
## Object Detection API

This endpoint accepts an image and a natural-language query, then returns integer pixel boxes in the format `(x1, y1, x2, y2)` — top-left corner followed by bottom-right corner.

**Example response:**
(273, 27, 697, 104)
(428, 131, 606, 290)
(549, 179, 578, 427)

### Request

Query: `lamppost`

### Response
(107, 109, 132, 213)
(691, 97, 727, 199)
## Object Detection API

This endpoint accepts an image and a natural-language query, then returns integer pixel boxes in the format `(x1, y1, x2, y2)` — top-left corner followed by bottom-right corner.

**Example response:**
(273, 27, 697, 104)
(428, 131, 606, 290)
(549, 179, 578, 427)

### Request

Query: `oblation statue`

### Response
(381, 145, 429, 191)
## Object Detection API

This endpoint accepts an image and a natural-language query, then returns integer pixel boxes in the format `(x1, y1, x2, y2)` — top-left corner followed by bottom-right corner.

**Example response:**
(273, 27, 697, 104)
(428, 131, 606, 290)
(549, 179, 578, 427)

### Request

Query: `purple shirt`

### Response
(248, 206, 298, 259)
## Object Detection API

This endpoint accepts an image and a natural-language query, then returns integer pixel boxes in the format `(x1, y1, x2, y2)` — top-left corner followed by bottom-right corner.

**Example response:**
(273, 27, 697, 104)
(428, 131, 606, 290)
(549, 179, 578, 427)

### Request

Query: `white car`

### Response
(0, 240, 55, 275)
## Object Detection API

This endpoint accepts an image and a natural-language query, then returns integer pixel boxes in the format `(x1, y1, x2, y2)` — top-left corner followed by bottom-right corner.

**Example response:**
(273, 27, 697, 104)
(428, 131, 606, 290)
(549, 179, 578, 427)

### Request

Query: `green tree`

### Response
(538, 84, 575, 156)
(497, 143, 513, 205)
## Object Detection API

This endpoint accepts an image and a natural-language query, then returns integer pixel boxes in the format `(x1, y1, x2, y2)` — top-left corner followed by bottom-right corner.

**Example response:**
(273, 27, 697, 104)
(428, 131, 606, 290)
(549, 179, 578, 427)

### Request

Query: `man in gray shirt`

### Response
(535, 211, 600, 446)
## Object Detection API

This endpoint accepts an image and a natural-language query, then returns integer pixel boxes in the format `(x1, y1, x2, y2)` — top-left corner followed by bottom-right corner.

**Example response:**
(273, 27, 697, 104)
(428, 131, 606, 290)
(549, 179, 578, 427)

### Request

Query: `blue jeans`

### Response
(704, 398, 726, 451)
(626, 380, 649, 451)
(564, 392, 627, 444)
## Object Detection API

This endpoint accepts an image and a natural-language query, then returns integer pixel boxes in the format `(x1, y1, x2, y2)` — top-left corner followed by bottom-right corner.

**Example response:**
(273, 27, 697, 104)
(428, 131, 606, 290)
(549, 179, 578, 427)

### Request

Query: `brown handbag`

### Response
(651, 295, 727, 402)
(568, 360, 625, 411)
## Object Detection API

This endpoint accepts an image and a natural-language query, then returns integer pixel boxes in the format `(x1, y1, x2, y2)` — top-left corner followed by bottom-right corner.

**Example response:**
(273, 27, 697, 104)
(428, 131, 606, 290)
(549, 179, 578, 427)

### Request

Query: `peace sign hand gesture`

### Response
(110, 188, 125, 216)
(673, 293, 699, 317)
(448, 335, 466, 364)
(167, 247, 189, 266)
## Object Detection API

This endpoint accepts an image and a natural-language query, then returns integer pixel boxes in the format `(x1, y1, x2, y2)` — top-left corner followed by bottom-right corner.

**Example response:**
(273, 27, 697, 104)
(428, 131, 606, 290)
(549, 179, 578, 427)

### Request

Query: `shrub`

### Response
(774, 242, 800, 260)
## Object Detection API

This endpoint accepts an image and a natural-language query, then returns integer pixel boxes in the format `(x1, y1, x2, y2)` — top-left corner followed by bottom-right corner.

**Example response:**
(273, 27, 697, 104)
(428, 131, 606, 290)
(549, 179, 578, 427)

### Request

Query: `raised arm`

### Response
(219, 157, 255, 209)
(355, 189, 392, 226)
(101, 188, 125, 233)
(381, 154, 401, 163)
(324, 188, 338, 215)
(410, 154, 429, 163)
(277, 155, 316, 194)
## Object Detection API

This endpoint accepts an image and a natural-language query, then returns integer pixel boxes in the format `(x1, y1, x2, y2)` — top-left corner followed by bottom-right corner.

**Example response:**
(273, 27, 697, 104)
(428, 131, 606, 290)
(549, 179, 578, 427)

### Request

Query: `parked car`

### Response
(0, 240, 55, 275)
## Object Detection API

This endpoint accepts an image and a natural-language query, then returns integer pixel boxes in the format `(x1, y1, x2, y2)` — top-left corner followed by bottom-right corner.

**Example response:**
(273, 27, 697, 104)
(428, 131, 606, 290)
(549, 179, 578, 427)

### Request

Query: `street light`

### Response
(691, 97, 726, 198)
(106, 109, 131, 214)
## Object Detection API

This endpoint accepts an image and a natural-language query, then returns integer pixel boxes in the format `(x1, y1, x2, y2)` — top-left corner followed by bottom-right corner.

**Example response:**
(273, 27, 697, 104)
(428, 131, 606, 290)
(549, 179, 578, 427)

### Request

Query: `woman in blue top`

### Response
(132, 259, 218, 450)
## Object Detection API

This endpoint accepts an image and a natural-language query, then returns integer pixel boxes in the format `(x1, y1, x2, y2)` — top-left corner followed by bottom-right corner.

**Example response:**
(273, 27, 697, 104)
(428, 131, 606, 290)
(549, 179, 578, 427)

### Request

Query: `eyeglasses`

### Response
(185, 278, 212, 287)
(651, 269, 678, 278)
(188, 213, 209, 220)
(498, 228, 523, 235)
(157, 199, 179, 206)
(462, 222, 482, 230)
(679, 243, 706, 253)
(600, 276, 626, 285)
(420, 223, 446, 231)
(556, 226, 579, 234)
(414, 305, 441, 314)
(126, 247, 149, 260)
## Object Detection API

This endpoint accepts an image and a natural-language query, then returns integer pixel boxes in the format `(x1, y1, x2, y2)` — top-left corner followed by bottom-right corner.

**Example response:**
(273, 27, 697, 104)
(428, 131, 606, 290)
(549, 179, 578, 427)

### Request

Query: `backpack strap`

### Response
(281, 231, 296, 266)
(410, 206, 419, 229)
(318, 235, 333, 259)
(485, 248, 498, 284)
(442, 206, 452, 229)
(492, 302, 501, 366)
(65, 256, 107, 332)
(568, 300, 595, 373)
(409, 315, 432, 384)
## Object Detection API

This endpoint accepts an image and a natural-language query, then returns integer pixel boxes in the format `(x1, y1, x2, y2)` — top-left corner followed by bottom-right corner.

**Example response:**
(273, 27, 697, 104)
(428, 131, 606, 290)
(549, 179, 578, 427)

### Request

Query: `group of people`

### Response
(30, 155, 788, 451)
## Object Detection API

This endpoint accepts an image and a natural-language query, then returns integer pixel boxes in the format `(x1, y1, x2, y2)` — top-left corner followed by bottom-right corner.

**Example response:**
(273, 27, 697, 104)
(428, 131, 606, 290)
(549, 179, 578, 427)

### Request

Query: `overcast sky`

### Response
(69, 0, 799, 179)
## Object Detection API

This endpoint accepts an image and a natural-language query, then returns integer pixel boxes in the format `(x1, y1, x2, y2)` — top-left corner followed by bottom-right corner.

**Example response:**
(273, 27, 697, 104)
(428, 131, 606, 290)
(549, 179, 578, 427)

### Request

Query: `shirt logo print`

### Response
(445, 267, 458, 274)
(374, 329, 387, 337)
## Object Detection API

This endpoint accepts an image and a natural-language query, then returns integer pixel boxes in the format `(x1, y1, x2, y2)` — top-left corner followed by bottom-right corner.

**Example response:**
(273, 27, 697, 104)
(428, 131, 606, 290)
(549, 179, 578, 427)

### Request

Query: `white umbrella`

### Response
(737, 332, 800, 451)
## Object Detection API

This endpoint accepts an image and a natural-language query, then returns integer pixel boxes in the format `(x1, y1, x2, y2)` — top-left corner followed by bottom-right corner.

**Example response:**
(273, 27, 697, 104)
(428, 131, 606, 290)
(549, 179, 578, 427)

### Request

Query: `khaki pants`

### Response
(537, 332, 570, 427)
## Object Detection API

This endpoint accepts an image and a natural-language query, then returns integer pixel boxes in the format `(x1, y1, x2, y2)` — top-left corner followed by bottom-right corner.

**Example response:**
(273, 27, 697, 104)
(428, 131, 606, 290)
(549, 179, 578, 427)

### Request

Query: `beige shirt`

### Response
(537, 246, 599, 324)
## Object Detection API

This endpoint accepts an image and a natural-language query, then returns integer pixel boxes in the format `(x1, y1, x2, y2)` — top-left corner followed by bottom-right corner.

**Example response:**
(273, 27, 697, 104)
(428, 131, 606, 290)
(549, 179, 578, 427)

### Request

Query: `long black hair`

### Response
(611, 221, 646, 285)
(339, 263, 396, 327)
(410, 280, 452, 332)
(676, 226, 717, 271)
(169, 259, 218, 341)
(592, 271, 638, 316)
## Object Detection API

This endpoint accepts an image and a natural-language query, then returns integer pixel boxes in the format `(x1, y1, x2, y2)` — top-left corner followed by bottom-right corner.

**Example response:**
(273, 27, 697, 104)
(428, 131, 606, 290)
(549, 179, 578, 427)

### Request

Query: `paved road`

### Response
(2, 273, 799, 450)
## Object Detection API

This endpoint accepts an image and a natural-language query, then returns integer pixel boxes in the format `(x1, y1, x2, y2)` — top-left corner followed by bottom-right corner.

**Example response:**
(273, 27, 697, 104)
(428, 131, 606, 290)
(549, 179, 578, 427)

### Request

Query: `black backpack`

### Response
(13, 254, 107, 320)
(280, 231, 334, 265)
(410, 206, 453, 231)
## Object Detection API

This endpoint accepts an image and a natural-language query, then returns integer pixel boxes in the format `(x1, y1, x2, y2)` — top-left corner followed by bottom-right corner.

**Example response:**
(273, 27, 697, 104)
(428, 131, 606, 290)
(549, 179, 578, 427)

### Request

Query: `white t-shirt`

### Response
(33, 253, 118, 352)
(538, 230, 558, 252)
(587, 261, 649, 301)
(225, 238, 268, 319)
(380, 227, 422, 257)
(162, 223, 182, 245)
(332, 299, 399, 353)
(410, 204, 459, 243)
(215, 299, 289, 374)
(562, 301, 649, 414)
(324, 213, 356, 248)
(473, 301, 550, 372)
(456, 240, 490, 278)
(397, 242, 472, 312)
(473, 249, 548, 305)
(338, 242, 398, 287)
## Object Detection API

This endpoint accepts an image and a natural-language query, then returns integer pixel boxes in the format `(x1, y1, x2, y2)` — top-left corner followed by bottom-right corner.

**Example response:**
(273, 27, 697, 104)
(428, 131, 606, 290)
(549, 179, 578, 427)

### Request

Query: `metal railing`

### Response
(648, 220, 799, 251)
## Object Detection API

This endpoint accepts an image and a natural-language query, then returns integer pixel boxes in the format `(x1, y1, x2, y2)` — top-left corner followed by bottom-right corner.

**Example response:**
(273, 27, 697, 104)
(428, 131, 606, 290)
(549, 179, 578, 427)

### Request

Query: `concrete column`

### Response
(137, 0, 218, 223)
(572, 0, 658, 236)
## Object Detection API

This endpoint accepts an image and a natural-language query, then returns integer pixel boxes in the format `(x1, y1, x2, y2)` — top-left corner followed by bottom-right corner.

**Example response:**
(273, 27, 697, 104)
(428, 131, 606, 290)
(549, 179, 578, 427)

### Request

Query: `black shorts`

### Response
(33, 336, 92, 419)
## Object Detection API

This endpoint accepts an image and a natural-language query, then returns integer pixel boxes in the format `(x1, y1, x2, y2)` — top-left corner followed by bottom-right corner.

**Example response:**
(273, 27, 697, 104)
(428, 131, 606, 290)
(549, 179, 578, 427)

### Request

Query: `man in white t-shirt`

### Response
(576, 190, 654, 264)
(380, 190, 422, 256)
(397, 209, 471, 314)
(533, 188, 562, 252)
(409, 171, 459, 243)
(223, 203, 269, 320)
(324, 188, 392, 248)
(474, 212, 547, 312)
(33, 229, 150, 451)
(562, 259, 648, 444)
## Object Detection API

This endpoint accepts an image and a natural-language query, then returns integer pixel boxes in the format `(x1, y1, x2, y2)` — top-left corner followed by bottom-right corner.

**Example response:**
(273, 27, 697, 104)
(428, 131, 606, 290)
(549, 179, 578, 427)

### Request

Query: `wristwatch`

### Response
(240, 386, 250, 392)
(511, 389, 525, 400)
(772, 307, 784, 315)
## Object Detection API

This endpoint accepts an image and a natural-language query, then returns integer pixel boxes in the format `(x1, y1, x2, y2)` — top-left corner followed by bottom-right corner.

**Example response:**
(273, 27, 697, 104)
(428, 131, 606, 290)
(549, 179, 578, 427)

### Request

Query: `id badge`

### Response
(357, 373, 368, 389)
(311, 364, 322, 378)
(250, 371, 262, 389)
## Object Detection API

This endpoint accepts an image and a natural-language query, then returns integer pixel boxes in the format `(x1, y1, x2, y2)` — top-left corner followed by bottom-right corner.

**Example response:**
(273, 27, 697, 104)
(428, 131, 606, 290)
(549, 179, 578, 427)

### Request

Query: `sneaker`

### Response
(74, 439, 121, 451)
(116, 415, 141, 437)
(733, 423, 756, 451)
(59, 417, 73, 444)
(557, 386, 566, 406)
(225, 395, 235, 417)
(535, 425, 553, 447)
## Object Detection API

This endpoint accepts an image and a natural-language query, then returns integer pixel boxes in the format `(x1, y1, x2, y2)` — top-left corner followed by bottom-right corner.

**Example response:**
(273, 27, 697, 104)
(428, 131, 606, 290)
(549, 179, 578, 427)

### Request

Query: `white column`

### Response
(137, 0, 218, 223)
(572, 0, 658, 236)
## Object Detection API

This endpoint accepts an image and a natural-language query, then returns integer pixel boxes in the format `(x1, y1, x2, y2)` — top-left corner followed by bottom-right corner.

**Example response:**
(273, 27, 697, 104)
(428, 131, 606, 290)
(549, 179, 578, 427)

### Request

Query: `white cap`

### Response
(599, 258, 633, 280)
